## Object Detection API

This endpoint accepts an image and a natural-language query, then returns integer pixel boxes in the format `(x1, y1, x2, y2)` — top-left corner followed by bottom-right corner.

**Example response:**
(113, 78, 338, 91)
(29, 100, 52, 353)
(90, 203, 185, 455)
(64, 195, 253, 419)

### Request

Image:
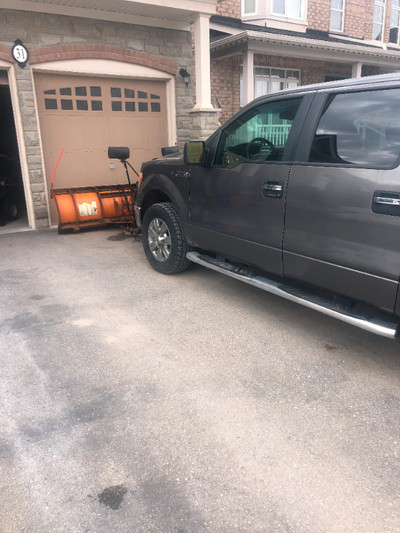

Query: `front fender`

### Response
(138, 171, 191, 232)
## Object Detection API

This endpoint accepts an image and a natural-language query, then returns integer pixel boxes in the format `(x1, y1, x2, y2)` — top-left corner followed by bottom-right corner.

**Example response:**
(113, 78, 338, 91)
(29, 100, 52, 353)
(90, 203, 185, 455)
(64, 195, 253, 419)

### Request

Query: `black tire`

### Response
(142, 202, 191, 274)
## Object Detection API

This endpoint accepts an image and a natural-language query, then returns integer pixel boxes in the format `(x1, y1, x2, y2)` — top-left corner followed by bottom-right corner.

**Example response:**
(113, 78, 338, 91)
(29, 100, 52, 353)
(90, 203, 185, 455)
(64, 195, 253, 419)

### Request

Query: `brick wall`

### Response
(302, 0, 385, 41)
(383, 0, 395, 43)
(216, 0, 241, 19)
(216, 0, 399, 44)
(344, 0, 369, 38)
(308, 0, 330, 31)
(0, 9, 193, 227)
(211, 55, 241, 123)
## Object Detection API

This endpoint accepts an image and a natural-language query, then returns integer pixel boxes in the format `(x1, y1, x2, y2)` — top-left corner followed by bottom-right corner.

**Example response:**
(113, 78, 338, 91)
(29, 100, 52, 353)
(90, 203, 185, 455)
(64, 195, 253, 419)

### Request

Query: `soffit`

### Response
(211, 30, 400, 69)
(0, 0, 217, 30)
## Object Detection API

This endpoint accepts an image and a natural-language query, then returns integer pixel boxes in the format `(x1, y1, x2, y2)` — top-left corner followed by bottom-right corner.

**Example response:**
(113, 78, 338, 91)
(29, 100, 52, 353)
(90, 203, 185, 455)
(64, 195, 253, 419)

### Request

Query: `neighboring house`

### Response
(211, 0, 400, 122)
(0, 0, 219, 230)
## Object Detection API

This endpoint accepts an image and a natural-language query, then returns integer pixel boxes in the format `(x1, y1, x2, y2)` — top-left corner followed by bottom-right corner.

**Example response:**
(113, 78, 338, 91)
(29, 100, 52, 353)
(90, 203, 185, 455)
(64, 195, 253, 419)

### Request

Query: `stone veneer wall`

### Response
(0, 9, 194, 228)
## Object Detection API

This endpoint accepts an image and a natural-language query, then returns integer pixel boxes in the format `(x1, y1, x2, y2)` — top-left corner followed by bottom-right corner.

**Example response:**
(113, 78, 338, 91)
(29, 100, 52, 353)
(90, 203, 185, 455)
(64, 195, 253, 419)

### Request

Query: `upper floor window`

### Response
(389, 0, 400, 43)
(242, 0, 257, 15)
(272, 0, 303, 19)
(372, 0, 386, 41)
(330, 0, 344, 31)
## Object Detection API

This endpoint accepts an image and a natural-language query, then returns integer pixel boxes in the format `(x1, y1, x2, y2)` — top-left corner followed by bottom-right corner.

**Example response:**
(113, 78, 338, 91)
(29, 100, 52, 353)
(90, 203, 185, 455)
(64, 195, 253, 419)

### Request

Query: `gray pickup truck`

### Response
(135, 73, 400, 339)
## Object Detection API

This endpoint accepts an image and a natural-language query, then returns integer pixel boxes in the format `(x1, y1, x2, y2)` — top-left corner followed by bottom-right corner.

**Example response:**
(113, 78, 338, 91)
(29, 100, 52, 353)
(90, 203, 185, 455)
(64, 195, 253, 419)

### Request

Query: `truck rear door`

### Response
(283, 84, 400, 313)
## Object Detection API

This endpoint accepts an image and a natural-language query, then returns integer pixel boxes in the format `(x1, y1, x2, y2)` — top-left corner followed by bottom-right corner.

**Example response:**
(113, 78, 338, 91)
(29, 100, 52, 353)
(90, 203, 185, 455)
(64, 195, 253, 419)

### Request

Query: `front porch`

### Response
(210, 24, 400, 121)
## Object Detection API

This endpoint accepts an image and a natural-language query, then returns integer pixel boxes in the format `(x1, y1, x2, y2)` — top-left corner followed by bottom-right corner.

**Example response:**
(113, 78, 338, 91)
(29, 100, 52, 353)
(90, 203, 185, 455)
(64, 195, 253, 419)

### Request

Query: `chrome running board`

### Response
(187, 251, 399, 339)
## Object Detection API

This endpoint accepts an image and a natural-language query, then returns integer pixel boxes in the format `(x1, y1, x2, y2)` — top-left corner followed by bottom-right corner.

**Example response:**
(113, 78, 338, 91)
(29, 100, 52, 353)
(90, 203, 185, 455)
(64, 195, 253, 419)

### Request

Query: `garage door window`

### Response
(43, 85, 162, 114)
(109, 87, 162, 113)
(43, 85, 103, 111)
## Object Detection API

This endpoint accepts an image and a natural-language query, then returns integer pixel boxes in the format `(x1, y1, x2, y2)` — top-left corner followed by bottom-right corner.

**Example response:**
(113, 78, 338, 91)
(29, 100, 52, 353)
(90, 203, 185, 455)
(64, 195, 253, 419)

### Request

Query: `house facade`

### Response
(0, 0, 219, 230)
(211, 0, 400, 121)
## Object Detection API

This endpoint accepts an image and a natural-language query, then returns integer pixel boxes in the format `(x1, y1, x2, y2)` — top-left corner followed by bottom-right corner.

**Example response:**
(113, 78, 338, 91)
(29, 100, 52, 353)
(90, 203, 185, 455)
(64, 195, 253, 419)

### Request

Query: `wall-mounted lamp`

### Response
(179, 68, 191, 87)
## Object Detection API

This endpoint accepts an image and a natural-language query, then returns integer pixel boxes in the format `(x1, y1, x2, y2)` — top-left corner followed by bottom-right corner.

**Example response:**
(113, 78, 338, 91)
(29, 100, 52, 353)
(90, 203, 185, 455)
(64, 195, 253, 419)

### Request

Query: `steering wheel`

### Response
(246, 137, 275, 159)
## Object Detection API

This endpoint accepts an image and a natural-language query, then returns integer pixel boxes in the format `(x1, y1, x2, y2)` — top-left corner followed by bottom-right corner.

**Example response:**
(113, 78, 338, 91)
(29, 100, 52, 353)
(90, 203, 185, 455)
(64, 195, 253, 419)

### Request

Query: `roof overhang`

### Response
(0, 0, 217, 31)
(211, 30, 400, 69)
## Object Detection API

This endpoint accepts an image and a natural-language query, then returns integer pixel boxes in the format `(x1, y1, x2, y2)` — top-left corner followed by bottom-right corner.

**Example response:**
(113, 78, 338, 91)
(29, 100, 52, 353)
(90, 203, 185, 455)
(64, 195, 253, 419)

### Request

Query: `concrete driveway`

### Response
(0, 228, 399, 533)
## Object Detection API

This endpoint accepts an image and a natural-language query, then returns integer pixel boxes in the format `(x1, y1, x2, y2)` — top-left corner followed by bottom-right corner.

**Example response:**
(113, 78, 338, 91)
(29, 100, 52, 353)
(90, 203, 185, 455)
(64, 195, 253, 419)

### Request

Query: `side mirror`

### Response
(184, 141, 205, 165)
(108, 146, 130, 160)
(161, 146, 179, 156)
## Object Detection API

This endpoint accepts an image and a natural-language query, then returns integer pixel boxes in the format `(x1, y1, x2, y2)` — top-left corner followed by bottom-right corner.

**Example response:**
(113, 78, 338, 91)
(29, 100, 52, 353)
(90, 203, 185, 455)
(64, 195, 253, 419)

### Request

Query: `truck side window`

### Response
(309, 88, 400, 167)
(214, 98, 302, 168)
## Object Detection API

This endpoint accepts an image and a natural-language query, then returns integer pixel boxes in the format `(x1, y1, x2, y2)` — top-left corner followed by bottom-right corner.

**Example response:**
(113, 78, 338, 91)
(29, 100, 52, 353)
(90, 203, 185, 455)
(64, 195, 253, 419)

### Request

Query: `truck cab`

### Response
(135, 73, 400, 338)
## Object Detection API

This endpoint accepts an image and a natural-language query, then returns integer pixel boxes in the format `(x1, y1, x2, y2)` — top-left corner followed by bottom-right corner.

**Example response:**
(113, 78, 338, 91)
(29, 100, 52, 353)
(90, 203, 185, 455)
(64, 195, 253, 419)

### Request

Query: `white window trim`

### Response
(372, 0, 386, 41)
(271, 0, 304, 21)
(240, 65, 301, 105)
(242, 0, 257, 17)
(330, 0, 345, 32)
(0, 62, 36, 229)
(390, 1, 400, 45)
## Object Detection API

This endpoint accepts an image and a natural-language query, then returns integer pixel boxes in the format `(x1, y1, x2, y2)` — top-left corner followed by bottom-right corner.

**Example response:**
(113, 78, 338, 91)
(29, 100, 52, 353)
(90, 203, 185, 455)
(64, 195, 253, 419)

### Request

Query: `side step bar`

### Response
(187, 251, 399, 339)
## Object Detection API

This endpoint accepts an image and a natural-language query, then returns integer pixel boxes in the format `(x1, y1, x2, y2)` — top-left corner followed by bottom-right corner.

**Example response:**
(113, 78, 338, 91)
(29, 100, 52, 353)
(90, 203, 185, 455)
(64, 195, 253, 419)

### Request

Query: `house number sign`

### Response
(12, 39, 29, 68)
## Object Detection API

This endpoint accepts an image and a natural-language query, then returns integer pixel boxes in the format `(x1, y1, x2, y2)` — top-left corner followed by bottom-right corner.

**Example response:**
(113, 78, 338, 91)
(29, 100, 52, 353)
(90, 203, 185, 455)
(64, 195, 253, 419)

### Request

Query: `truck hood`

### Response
(142, 151, 184, 171)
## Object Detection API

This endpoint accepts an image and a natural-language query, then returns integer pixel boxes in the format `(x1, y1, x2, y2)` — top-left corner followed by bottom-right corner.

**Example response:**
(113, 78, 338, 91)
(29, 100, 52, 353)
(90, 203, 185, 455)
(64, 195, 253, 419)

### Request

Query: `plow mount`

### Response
(51, 147, 140, 234)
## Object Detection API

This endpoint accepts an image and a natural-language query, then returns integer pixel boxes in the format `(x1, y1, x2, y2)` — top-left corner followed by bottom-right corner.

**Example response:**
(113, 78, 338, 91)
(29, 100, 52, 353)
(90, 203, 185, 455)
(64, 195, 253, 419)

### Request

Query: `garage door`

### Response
(35, 73, 169, 223)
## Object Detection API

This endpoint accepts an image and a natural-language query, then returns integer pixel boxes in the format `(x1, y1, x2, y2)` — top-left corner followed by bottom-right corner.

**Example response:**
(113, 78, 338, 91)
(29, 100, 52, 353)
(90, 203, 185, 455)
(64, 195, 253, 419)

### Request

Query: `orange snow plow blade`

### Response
(51, 183, 138, 233)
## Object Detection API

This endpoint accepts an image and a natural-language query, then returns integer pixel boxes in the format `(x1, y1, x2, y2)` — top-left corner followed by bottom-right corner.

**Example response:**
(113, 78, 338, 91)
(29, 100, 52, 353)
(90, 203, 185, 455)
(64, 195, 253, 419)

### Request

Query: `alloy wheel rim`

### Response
(148, 217, 172, 262)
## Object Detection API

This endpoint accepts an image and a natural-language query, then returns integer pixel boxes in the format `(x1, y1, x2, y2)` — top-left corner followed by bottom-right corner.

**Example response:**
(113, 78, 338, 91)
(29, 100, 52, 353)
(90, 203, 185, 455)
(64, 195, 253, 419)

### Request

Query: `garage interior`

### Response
(0, 72, 27, 234)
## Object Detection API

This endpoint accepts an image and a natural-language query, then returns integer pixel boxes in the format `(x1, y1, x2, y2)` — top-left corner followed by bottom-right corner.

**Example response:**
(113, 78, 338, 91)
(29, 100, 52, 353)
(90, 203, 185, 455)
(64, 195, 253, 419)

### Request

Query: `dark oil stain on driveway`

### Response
(98, 485, 127, 510)
(325, 344, 339, 351)
(107, 233, 131, 241)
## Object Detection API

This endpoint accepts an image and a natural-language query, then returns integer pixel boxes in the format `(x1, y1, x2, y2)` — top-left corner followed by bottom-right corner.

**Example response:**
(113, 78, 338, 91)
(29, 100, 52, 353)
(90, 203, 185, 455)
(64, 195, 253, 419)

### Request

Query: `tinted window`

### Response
(75, 86, 87, 96)
(112, 101, 122, 111)
(61, 99, 73, 110)
(309, 88, 400, 167)
(111, 87, 121, 97)
(45, 98, 57, 109)
(90, 86, 101, 97)
(215, 98, 302, 167)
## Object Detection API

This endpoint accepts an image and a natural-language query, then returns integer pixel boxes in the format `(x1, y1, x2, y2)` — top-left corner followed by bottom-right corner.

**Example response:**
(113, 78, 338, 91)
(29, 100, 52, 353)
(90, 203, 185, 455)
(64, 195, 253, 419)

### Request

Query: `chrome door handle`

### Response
(374, 196, 400, 206)
(264, 183, 283, 192)
(263, 180, 283, 199)
(372, 191, 400, 216)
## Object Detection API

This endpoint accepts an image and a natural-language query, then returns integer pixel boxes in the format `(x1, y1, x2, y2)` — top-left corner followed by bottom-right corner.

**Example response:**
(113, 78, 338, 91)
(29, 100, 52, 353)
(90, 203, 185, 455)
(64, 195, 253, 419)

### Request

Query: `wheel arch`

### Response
(139, 173, 190, 230)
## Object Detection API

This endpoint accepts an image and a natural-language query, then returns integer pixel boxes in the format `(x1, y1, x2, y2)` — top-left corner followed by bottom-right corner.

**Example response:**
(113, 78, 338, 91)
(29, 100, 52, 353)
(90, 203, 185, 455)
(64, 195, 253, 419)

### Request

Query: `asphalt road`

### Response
(0, 228, 399, 533)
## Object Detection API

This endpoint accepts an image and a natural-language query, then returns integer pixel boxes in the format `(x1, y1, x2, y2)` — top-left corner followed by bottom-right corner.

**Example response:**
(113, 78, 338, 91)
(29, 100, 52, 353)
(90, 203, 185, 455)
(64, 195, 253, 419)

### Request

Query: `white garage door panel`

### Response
(35, 73, 169, 223)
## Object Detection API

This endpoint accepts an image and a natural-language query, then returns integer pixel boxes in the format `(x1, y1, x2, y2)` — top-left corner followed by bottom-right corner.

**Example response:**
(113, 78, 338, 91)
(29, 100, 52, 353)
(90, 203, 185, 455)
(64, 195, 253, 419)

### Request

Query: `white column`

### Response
(242, 49, 254, 105)
(352, 62, 363, 78)
(193, 13, 213, 110)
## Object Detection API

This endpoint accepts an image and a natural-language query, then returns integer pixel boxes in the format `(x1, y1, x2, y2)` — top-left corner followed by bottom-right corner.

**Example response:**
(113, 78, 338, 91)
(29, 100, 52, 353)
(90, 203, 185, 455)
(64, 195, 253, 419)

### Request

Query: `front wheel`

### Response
(142, 202, 191, 274)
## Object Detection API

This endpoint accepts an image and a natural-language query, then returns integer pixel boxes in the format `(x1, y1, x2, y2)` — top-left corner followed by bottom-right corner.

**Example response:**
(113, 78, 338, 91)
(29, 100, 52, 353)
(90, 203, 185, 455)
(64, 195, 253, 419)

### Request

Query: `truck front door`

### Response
(189, 95, 310, 277)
